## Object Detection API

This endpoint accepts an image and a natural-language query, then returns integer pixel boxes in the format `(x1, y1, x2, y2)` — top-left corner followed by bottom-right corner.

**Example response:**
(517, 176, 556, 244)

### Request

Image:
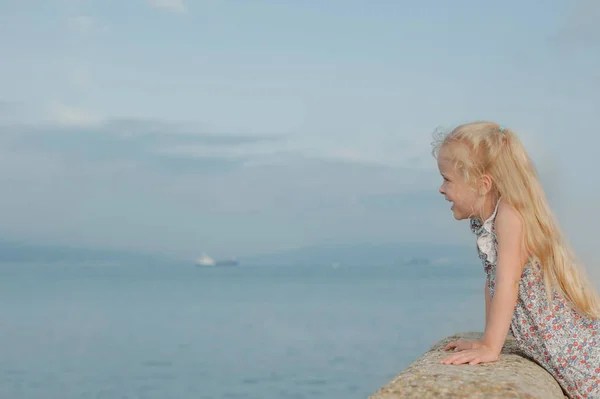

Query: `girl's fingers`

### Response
(442, 350, 476, 365)
(441, 353, 465, 364)
(444, 341, 458, 350)
(450, 353, 474, 365)
(440, 354, 455, 364)
(469, 357, 481, 365)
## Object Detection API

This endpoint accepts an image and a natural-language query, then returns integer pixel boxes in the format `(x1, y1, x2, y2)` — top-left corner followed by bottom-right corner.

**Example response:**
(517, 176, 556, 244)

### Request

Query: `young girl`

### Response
(433, 121, 600, 398)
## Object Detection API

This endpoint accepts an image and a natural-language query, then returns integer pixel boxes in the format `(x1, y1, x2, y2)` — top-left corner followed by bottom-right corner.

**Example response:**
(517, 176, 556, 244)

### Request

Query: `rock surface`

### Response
(369, 332, 566, 399)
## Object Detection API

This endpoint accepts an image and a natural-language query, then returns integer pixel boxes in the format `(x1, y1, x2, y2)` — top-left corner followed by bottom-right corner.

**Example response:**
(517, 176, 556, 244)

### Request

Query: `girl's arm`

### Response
(441, 201, 527, 365)
(481, 202, 528, 355)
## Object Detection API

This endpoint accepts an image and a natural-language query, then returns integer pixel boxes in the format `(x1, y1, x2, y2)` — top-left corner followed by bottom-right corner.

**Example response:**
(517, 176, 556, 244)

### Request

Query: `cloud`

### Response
(283, 132, 424, 169)
(46, 102, 102, 127)
(1, 116, 286, 175)
(66, 16, 110, 35)
(147, 0, 186, 13)
(319, 145, 428, 169)
(0, 100, 17, 114)
(67, 16, 95, 33)
(4, 107, 418, 177)
(0, 101, 39, 125)
(358, 189, 440, 211)
(0, 115, 515, 258)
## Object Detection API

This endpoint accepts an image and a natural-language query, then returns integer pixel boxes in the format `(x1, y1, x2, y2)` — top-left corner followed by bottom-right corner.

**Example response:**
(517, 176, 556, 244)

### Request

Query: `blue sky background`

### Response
(0, 0, 599, 265)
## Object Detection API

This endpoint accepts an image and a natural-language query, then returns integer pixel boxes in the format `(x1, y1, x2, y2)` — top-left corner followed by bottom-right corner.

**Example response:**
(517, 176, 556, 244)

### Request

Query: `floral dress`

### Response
(471, 199, 600, 398)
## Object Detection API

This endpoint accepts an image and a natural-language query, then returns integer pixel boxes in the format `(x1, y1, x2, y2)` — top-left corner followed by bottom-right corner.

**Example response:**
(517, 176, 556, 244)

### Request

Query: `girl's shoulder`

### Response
(495, 198, 529, 263)
(495, 198, 522, 231)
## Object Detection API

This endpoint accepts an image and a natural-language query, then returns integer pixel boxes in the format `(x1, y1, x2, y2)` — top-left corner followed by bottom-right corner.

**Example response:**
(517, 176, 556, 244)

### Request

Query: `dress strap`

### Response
(470, 197, 502, 236)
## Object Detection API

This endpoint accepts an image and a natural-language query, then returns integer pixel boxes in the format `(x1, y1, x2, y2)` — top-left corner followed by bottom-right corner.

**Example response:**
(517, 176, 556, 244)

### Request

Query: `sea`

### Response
(0, 260, 485, 399)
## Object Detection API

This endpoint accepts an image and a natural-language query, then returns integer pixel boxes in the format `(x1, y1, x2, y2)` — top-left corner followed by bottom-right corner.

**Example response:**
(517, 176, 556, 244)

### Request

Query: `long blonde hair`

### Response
(432, 121, 600, 319)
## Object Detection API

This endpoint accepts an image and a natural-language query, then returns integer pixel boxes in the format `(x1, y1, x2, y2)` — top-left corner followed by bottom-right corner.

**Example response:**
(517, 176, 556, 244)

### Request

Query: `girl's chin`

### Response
(450, 205, 467, 220)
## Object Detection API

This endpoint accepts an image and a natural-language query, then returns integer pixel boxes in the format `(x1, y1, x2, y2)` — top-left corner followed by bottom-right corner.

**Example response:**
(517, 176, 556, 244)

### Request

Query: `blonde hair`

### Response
(432, 121, 600, 319)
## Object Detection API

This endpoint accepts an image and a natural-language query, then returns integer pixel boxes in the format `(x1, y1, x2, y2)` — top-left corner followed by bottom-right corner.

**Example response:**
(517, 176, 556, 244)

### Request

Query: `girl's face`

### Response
(437, 147, 480, 220)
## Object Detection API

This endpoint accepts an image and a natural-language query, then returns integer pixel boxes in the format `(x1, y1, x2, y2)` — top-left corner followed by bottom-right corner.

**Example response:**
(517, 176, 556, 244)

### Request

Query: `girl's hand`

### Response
(440, 343, 500, 365)
(443, 340, 482, 352)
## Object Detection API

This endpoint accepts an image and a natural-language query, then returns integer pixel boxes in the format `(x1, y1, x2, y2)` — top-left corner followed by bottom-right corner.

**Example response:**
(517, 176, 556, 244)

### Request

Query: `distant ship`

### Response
(195, 253, 239, 267)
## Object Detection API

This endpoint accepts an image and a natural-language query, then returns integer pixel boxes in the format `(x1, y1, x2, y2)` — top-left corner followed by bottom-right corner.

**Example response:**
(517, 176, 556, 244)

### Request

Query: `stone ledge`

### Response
(369, 332, 566, 399)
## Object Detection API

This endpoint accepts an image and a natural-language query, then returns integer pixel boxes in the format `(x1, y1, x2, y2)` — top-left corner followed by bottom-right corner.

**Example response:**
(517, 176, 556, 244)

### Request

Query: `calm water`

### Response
(0, 261, 484, 399)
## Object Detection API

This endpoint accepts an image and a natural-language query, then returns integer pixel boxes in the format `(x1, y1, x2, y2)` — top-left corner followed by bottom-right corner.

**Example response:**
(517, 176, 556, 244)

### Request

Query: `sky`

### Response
(0, 0, 599, 265)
